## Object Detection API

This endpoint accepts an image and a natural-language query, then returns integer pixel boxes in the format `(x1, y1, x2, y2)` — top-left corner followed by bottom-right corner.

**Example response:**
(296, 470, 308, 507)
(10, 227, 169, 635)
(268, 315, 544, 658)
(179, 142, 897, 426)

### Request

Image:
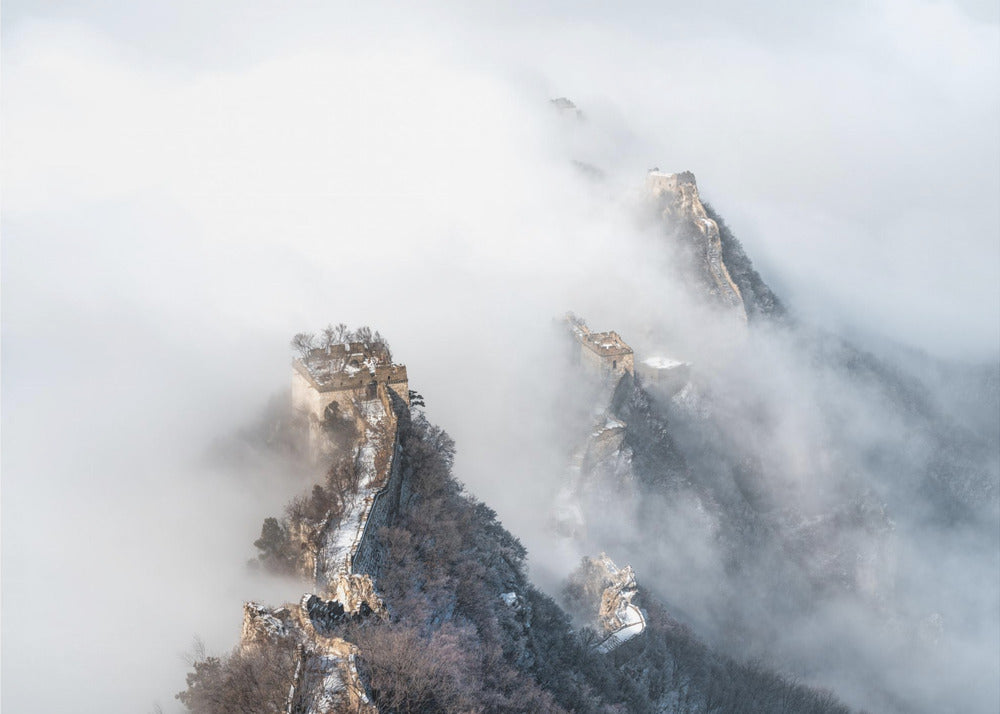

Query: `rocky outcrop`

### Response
(552, 404, 636, 539)
(241, 602, 296, 650)
(647, 170, 748, 321)
(327, 572, 386, 617)
(553, 319, 691, 543)
(702, 201, 785, 320)
(239, 599, 378, 714)
(563, 553, 646, 654)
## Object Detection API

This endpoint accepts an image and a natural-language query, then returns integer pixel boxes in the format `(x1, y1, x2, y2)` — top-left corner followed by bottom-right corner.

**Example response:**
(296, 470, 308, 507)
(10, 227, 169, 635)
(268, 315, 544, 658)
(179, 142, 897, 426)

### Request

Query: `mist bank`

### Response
(523, 256, 998, 713)
(4, 4, 998, 712)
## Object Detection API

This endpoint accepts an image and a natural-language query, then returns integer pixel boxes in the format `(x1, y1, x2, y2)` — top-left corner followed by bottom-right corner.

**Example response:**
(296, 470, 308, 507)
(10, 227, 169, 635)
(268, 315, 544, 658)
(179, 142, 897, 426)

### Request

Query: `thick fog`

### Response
(3, 2, 998, 713)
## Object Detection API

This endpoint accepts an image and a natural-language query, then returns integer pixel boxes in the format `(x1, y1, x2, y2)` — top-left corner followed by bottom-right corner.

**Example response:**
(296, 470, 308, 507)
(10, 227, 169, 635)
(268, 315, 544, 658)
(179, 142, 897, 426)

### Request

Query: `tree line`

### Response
(291, 323, 393, 363)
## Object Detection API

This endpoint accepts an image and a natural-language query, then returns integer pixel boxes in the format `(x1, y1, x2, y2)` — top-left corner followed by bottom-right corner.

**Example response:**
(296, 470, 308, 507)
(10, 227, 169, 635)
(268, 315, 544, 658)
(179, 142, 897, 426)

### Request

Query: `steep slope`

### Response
(550, 170, 997, 713)
(647, 170, 748, 321)
(178, 329, 858, 714)
(554, 337, 896, 623)
(177, 169, 995, 713)
(702, 201, 785, 321)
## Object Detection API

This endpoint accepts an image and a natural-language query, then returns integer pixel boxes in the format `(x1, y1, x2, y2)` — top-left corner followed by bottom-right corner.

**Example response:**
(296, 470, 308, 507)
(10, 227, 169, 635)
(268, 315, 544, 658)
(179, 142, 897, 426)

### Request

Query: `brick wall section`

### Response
(292, 360, 409, 422)
(569, 319, 635, 379)
(351, 389, 411, 580)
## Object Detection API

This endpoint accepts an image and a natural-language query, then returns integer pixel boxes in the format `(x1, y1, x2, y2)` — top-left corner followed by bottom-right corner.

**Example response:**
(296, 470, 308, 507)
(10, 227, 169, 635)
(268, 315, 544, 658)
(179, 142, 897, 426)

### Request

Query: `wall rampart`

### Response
(567, 318, 634, 379)
(292, 360, 409, 447)
(579, 341, 634, 379)
(351, 388, 409, 580)
(294, 360, 408, 395)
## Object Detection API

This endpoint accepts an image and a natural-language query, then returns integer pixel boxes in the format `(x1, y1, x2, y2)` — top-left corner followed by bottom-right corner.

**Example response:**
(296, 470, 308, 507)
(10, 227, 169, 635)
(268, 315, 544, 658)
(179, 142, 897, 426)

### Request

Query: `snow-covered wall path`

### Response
(596, 603, 646, 654)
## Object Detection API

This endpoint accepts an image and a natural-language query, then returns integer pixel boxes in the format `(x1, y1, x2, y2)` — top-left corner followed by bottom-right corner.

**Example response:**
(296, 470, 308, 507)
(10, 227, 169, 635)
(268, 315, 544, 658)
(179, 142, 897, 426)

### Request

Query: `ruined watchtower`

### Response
(566, 314, 634, 379)
(292, 341, 408, 453)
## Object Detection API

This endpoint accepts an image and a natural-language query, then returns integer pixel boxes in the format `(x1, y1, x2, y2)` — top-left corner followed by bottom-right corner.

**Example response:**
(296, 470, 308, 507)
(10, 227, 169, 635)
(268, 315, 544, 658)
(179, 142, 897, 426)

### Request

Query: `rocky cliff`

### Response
(176, 160, 997, 712)
(239, 601, 377, 714)
(647, 170, 748, 321)
(179, 324, 860, 713)
(546, 199, 995, 710)
(550, 309, 906, 686)
(563, 553, 647, 654)
(190, 332, 412, 714)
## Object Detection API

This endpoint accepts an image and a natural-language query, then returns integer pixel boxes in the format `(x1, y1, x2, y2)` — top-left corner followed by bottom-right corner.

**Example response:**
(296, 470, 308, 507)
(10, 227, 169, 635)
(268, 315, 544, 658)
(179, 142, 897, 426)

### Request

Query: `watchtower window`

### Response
(612, 360, 617, 369)
(366, 381, 378, 400)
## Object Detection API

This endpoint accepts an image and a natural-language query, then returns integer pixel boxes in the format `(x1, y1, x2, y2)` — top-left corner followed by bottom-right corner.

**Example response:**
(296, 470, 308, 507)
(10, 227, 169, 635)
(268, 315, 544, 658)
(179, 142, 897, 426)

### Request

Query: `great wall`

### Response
(560, 314, 696, 652)
(233, 170, 736, 710)
(241, 339, 413, 714)
(240, 319, 678, 712)
(647, 170, 748, 321)
(237, 236, 709, 708)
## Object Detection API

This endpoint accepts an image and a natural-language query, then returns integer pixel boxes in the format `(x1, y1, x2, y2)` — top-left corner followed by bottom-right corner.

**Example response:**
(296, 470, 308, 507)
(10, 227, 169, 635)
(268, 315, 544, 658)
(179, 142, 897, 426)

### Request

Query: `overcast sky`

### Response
(3, 2, 998, 712)
(5, 0, 999, 358)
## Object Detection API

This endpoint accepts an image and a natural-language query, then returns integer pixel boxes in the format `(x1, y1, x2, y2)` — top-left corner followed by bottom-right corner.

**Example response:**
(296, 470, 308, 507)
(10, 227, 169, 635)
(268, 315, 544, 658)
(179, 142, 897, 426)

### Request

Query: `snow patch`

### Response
(642, 356, 686, 369)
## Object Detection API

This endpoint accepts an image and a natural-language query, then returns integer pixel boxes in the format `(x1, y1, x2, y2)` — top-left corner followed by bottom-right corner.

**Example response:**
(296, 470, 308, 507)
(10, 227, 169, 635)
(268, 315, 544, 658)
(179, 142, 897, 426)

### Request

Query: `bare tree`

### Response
(177, 638, 298, 714)
(322, 324, 337, 354)
(183, 636, 209, 667)
(353, 624, 478, 714)
(372, 331, 392, 364)
(291, 333, 315, 358)
(355, 326, 373, 346)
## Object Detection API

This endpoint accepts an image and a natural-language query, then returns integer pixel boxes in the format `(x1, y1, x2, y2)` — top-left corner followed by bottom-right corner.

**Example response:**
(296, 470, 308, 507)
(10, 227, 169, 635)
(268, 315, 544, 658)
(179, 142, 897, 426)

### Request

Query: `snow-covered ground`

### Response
(642, 356, 686, 370)
(316, 489, 376, 585)
(300, 396, 394, 713)
(315, 398, 389, 588)
(305, 656, 346, 714)
(596, 603, 646, 654)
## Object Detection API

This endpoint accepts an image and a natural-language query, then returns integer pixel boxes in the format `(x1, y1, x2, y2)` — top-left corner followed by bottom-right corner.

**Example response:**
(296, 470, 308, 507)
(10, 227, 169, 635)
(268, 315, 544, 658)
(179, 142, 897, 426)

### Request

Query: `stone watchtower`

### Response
(292, 342, 408, 452)
(566, 314, 634, 379)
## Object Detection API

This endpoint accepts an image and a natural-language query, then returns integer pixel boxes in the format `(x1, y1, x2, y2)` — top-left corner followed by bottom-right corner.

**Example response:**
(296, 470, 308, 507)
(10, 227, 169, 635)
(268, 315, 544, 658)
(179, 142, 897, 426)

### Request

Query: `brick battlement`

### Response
(293, 360, 408, 394)
(566, 314, 635, 378)
(291, 338, 410, 446)
(579, 330, 632, 357)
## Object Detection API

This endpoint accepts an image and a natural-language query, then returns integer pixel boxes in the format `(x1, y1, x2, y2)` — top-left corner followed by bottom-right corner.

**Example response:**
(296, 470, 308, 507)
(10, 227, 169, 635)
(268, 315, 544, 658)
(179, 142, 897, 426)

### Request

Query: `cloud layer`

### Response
(3, 2, 997, 712)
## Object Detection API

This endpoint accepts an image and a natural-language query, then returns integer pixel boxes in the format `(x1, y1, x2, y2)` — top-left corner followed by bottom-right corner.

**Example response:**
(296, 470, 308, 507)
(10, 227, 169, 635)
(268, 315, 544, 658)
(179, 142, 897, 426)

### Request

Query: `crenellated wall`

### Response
(351, 425, 406, 579)
(579, 341, 634, 379)
(292, 356, 409, 460)
(567, 316, 635, 380)
(240, 388, 411, 714)
(236, 341, 419, 714)
(292, 360, 409, 421)
(317, 386, 411, 583)
(646, 170, 748, 321)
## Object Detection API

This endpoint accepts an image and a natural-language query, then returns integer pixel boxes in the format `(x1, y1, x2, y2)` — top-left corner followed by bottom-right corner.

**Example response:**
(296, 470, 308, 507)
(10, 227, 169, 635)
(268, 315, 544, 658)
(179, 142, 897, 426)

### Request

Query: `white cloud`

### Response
(2, 3, 997, 712)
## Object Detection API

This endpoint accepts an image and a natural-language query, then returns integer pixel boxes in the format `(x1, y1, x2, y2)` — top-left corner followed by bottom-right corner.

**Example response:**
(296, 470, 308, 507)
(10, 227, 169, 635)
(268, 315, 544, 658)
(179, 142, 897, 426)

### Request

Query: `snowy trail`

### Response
(315, 429, 379, 588)
(596, 603, 646, 654)
(316, 490, 375, 585)
(297, 398, 393, 714)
